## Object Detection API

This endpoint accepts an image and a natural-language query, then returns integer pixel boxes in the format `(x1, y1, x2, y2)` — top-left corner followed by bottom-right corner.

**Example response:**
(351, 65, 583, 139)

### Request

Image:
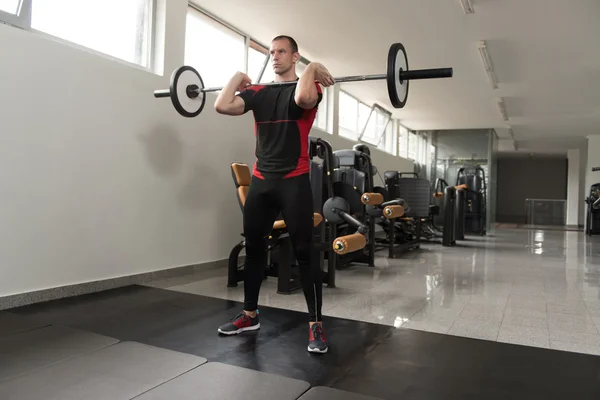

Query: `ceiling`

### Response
(190, 0, 600, 140)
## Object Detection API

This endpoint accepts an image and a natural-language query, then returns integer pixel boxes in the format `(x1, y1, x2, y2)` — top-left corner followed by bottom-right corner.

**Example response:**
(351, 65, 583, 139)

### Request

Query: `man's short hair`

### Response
(272, 35, 298, 53)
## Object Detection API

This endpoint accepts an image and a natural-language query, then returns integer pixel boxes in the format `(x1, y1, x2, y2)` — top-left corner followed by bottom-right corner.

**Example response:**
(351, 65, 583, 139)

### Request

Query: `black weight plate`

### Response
(323, 196, 350, 224)
(170, 66, 205, 118)
(386, 43, 409, 108)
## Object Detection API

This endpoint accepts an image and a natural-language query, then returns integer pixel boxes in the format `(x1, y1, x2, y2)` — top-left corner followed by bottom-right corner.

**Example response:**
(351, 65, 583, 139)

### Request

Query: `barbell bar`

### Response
(154, 42, 453, 118)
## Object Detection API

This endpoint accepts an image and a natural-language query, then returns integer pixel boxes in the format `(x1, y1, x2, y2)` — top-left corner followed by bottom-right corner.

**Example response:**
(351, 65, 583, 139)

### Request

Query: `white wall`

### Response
(514, 136, 588, 226)
(0, 1, 414, 298)
(567, 149, 581, 226)
(0, 3, 258, 298)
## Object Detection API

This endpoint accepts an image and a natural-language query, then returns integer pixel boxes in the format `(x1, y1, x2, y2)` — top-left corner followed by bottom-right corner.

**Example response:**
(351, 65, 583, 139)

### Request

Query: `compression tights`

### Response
(242, 173, 323, 322)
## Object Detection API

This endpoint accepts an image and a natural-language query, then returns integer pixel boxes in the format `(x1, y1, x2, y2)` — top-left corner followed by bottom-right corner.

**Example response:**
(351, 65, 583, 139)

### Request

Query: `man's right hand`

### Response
(236, 72, 253, 92)
(310, 63, 335, 87)
(214, 71, 252, 116)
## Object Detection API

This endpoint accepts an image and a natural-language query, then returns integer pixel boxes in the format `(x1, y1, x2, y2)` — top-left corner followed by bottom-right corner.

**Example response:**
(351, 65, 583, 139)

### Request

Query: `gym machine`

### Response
(309, 137, 338, 287)
(585, 182, 600, 236)
(432, 179, 458, 247)
(227, 137, 367, 292)
(381, 171, 431, 256)
(456, 166, 487, 236)
(328, 147, 378, 268)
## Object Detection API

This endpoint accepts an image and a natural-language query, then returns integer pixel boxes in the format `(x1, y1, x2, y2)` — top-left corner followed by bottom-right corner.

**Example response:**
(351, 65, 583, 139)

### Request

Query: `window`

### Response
(0, 0, 20, 14)
(0, 0, 28, 27)
(296, 60, 309, 76)
(408, 131, 418, 160)
(379, 119, 397, 155)
(398, 125, 409, 158)
(358, 103, 371, 137)
(185, 7, 245, 88)
(0, 0, 155, 68)
(415, 133, 428, 165)
(360, 105, 391, 146)
(260, 61, 276, 83)
(247, 40, 268, 83)
(314, 87, 329, 132)
(339, 91, 359, 140)
(339, 90, 376, 140)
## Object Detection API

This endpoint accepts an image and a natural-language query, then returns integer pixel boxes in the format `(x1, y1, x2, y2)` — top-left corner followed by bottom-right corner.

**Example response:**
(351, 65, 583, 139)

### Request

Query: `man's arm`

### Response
(294, 62, 335, 109)
(214, 72, 252, 115)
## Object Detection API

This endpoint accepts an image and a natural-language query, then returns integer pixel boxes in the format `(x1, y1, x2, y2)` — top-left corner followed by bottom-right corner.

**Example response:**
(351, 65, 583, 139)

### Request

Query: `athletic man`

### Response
(214, 35, 334, 353)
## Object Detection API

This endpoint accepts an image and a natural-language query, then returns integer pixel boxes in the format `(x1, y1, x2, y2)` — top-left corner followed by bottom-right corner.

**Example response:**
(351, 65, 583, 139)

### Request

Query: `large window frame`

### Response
(0, 0, 29, 28)
(338, 89, 372, 140)
(0, 0, 157, 71)
(358, 103, 392, 146)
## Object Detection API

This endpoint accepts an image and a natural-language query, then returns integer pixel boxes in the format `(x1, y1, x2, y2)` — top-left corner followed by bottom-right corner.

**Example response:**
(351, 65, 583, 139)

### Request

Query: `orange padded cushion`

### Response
(272, 213, 321, 231)
(313, 213, 323, 227)
(238, 186, 249, 206)
(232, 163, 251, 186)
(273, 220, 286, 230)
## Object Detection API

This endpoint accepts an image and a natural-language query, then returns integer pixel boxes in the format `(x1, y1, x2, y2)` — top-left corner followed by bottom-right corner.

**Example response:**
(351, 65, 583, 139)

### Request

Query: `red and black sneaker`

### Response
(308, 323, 328, 353)
(217, 311, 260, 335)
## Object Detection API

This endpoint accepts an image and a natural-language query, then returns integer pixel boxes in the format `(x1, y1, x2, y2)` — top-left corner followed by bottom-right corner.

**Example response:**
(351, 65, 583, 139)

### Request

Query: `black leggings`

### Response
(242, 173, 323, 322)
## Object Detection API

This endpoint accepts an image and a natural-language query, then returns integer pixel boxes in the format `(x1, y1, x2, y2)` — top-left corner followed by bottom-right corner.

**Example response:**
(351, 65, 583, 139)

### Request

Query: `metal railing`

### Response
(525, 199, 566, 226)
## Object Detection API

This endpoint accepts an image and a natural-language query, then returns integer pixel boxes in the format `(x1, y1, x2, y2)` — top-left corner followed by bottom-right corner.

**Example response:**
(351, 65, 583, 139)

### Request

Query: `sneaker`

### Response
(217, 311, 260, 335)
(308, 323, 328, 353)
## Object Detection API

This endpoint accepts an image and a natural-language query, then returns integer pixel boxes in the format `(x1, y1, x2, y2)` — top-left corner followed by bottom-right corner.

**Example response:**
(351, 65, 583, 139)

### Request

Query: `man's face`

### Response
(270, 39, 298, 75)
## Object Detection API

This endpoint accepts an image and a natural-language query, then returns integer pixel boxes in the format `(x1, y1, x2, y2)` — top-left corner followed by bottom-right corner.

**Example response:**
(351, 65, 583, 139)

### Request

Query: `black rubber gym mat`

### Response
(0, 311, 49, 338)
(10, 285, 394, 387)
(331, 327, 600, 399)
(10, 285, 600, 399)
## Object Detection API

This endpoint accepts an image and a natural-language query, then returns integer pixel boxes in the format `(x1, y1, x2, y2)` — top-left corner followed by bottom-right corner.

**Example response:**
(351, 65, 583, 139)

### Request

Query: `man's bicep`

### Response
(292, 83, 323, 111)
(232, 95, 249, 114)
(216, 95, 247, 115)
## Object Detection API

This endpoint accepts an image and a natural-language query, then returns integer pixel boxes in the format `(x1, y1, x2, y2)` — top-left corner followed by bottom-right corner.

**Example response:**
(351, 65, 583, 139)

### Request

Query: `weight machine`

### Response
(585, 183, 600, 236)
(456, 166, 487, 236)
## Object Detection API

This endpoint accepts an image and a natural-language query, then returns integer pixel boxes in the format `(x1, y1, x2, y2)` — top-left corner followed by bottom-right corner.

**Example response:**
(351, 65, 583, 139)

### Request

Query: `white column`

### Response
(567, 149, 580, 226)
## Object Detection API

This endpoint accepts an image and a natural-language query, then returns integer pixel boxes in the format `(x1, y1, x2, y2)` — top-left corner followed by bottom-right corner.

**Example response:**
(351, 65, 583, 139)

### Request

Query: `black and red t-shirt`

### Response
(237, 80, 322, 180)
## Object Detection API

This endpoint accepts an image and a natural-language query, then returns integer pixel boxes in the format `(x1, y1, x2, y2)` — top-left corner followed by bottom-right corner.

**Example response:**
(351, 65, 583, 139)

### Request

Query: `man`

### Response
(214, 35, 334, 353)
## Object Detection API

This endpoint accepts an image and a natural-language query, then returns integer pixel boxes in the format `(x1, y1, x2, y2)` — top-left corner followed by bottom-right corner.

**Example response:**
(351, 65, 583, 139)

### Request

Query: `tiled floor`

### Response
(146, 227, 600, 356)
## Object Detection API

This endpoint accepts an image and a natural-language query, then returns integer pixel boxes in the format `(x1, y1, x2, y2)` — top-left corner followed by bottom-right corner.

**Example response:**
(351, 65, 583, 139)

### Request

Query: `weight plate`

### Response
(323, 196, 350, 224)
(170, 66, 205, 118)
(387, 43, 409, 108)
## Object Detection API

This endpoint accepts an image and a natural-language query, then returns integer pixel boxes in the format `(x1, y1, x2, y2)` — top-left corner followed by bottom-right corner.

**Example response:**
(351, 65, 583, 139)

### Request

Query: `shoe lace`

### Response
(311, 324, 323, 341)
(231, 312, 247, 322)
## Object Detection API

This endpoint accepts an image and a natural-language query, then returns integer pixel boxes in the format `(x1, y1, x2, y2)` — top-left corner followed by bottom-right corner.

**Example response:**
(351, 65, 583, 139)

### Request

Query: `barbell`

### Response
(154, 42, 453, 118)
